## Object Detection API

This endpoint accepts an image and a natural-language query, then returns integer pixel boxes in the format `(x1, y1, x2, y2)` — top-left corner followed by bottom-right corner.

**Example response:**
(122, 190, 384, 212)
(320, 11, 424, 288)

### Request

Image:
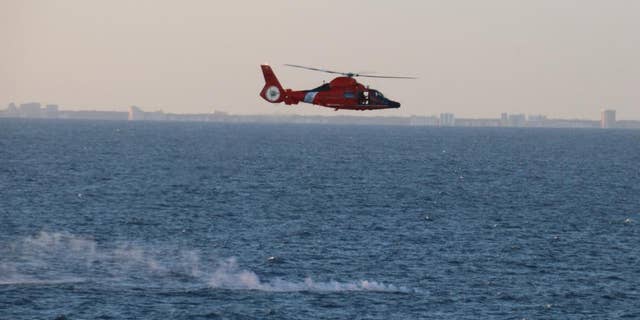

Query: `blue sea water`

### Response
(1, 118, 639, 319)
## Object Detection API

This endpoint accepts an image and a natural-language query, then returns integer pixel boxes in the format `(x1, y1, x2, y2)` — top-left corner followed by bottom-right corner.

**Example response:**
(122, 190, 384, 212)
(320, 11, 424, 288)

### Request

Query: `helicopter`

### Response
(259, 64, 416, 111)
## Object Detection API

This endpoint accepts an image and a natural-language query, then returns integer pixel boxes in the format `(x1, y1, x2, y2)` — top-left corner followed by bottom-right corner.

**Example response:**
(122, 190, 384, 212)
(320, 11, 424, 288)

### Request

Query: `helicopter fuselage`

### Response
(259, 65, 401, 111)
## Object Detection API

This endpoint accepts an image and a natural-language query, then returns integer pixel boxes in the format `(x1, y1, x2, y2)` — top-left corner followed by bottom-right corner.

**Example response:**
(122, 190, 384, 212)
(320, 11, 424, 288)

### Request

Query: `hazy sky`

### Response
(2, 1, 639, 118)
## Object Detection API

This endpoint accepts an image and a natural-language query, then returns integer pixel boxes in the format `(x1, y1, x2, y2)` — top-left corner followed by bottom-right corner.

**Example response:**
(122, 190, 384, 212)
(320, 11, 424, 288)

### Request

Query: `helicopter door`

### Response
(359, 91, 369, 105)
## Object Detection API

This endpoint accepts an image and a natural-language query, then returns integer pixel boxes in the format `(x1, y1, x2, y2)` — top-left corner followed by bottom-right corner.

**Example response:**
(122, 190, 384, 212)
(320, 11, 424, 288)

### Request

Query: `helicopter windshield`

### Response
(371, 90, 385, 98)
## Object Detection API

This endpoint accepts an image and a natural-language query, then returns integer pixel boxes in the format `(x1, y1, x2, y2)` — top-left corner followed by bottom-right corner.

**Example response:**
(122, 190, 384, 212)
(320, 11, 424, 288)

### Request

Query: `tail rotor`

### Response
(260, 64, 285, 103)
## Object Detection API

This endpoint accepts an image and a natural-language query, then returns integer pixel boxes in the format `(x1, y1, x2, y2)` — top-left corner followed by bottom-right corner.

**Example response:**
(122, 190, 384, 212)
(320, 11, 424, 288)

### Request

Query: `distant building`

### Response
(59, 110, 128, 120)
(439, 113, 455, 126)
(128, 106, 145, 121)
(409, 115, 439, 126)
(4, 103, 19, 117)
(601, 109, 616, 129)
(508, 114, 526, 127)
(544, 119, 598, 128)
(528, 114, 547, 122)
(146, 110, 167, 121)
(128, 105, 167, 121)
(527, 114, 548, 127)
(456, 118, 501, 127)
(500, 113, 508, 126)
(45, 104, 59, 118)
(20, 102, 42, 118)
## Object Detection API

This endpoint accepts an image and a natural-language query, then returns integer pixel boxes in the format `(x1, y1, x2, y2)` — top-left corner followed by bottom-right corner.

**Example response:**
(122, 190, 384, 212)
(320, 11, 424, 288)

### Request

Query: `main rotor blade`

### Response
(356, 74, 418, 79)
(284, 64, 346, 76)
(285, 64, 418, 79)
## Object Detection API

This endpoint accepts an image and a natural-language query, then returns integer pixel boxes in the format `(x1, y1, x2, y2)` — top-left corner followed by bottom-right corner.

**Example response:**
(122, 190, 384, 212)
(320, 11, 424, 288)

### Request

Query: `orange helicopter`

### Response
(259, 64, 416, 111)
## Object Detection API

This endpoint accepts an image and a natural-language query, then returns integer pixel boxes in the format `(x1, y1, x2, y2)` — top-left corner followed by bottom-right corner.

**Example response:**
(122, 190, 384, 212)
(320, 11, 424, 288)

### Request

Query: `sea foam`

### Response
(207, 257, 410, 293)
(1, 231, 413, 293)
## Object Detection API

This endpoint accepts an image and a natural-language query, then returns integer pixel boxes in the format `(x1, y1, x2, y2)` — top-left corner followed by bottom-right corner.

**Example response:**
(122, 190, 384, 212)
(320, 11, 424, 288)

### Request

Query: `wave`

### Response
(0, 231, 414, 293)
(208, 257, 411, 293)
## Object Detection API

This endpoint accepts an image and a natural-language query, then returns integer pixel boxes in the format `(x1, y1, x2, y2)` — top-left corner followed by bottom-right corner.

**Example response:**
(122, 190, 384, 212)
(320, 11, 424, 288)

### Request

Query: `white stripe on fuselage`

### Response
(304, 92, 318, 103)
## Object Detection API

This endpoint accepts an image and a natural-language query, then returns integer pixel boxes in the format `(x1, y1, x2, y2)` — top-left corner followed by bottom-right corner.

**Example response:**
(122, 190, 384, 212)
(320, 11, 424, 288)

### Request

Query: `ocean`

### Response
(1, 118, 639, 319)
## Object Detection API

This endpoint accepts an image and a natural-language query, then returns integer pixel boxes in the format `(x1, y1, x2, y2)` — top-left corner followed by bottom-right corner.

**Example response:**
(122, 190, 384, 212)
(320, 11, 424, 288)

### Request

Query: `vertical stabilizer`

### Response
(260, 65, 285, 103)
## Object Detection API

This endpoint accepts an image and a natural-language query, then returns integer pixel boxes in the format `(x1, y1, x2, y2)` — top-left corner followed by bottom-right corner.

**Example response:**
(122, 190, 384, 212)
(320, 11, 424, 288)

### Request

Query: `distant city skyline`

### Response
(2, 101, 631, 121)
(4, 102, 640, 130)
(2, 1, 639, 119)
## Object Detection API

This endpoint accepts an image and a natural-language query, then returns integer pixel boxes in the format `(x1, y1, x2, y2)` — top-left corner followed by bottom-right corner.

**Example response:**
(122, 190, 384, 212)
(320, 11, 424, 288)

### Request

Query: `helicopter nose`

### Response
(389, 100, 401, 108)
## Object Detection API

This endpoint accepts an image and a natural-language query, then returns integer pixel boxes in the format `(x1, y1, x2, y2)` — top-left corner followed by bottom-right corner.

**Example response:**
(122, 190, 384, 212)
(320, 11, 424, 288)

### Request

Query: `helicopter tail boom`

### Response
(260, 64, 286, 103)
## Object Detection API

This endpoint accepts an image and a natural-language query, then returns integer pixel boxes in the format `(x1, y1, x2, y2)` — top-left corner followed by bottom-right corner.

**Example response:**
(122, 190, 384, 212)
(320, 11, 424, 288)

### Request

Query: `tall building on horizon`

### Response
(601, 109, 616, 129)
